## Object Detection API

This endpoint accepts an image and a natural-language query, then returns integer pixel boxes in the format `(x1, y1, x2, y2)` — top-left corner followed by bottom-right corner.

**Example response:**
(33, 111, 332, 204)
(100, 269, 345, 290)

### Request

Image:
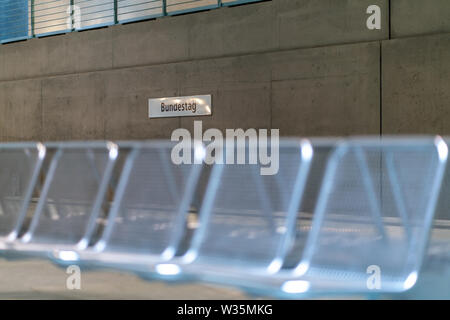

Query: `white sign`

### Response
(149, 95, 212, 118)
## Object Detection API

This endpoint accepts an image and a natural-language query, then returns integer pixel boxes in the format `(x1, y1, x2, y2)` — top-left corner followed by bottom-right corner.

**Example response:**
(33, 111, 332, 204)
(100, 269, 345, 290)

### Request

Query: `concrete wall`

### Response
(382, 34, 450, 134)
(0, 0, 449, 141)
(391, 0, 450, 38)
(0, 0, 389, 81)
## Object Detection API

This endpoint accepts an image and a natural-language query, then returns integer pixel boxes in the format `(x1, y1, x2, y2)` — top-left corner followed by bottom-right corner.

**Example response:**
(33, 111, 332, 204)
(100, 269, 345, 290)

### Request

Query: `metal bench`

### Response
(74, 141, 203, 278)
(9, 141, 119, 261)
(275, 136, 447, 298)
(0, 143, 45, 251)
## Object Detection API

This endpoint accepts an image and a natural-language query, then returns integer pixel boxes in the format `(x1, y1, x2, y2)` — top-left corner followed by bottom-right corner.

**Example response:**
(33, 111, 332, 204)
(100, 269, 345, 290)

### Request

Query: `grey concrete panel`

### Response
(382, 34, 450, 134)
(41, 73, 107, 140)
(107, 55, 272, 139)
(0, 79, 42, 141)
(176, 53, 272, 133)
(276, 0, 389, 50)
(1, 40, 381, 142)
(112, 0, 389, 69)
(40, 28, 113, 77)
(0, 38, 48, 81)
(112, 15, 190, 68)
(175, 54, 272, 87)
(272, 42, 380, 136)
(65, 27, 113, 73)
(103, 65, 181, 140)
(271, 42, 379, 81)
(0, 28, 113, 81)
(187, 3, 278, 59)
(179, 83, 272, 134)
(391, 0, 450, 38)
(0, 0, 389, 81)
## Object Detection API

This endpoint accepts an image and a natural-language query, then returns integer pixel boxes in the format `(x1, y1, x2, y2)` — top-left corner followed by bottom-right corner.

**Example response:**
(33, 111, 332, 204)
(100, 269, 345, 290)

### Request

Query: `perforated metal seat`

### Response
(0, 143, 45, 251)
(8, 142, 119, 260)
(172, 139, 314, 286)
(74, 141, 204, 277)
(160, 137, 447, 297)
(0, 137, 446, 298)
(273, 136, 448, 297)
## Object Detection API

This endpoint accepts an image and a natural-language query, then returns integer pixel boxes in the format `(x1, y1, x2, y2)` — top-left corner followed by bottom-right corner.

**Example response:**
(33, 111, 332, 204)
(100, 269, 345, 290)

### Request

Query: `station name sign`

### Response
(149, 95, 212, 118)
